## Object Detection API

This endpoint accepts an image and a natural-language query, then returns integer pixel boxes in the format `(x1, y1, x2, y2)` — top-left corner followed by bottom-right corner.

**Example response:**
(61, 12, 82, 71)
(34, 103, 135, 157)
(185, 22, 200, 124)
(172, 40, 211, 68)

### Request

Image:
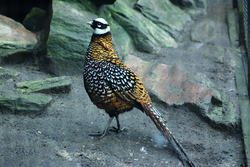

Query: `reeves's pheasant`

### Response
(83, 18, 195, 167)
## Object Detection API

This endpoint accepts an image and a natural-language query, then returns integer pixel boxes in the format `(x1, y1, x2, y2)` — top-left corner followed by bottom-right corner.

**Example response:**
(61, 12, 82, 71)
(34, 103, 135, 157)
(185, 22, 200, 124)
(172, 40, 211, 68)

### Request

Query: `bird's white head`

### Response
(88, 18, 110, 35)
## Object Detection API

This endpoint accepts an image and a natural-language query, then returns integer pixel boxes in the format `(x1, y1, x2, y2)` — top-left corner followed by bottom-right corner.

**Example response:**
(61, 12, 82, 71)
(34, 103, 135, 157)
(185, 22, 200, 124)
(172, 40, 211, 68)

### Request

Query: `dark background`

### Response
(0, 0, 50, 23)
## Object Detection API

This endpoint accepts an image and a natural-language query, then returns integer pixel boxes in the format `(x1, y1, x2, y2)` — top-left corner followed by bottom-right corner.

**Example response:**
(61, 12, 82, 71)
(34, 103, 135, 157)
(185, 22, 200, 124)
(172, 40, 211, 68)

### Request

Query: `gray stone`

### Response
(190, 18, 215, 42)
(135, 0, 191, 37)
(107, 1, 177, 53)
(15, 76, 72, 94)
(23, 7, 46, 32)
(0, 94, 52, 113)
(195, 0, 206, 8)
(171, 0, 206, 8)
(125, 55, 236, 129)
(171, 0, 196, 8)
(91, 0, 116, 5)
(184, 73, 236, 129)
(170, 0, 207, 16)
(0, 67, 19, 83)
(47, 0, 97, 75)
(0, 15, 37, 58)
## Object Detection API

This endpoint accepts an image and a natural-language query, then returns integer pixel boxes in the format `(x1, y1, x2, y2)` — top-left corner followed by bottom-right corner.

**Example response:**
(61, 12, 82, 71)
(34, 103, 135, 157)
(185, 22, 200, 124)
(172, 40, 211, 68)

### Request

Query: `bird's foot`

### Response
(89, 129, 109, 139)
(109, 126, 125, 133)
(89, 126, 125, 139)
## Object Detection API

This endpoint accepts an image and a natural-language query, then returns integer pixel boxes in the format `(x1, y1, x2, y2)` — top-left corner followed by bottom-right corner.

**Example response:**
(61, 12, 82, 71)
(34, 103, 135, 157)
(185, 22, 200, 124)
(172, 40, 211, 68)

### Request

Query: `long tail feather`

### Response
(141, 102, 195, 167)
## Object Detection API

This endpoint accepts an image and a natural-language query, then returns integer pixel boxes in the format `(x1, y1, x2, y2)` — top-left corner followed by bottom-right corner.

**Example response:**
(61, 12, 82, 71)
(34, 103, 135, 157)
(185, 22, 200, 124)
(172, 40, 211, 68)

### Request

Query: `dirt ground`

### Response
(0, 0, 246, 167)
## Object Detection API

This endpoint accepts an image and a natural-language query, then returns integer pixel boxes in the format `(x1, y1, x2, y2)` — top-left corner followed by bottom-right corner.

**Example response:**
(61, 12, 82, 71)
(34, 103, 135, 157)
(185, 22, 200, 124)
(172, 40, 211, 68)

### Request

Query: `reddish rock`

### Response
(0, 14, 37, 57)
(125, 55, 214, 104)
(125, 55, 236, 129)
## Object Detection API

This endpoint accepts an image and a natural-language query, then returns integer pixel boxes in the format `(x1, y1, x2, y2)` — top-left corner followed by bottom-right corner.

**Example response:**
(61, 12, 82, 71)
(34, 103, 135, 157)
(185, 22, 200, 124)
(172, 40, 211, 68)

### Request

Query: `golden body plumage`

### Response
(84, 32, 151, 117)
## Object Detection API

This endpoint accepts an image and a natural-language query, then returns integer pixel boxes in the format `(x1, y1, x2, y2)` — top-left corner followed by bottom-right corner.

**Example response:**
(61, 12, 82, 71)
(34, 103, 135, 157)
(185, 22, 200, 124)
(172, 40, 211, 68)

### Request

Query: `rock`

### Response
(170, 0, 206, 8)
(125, 55, 236, 129)
(0, 15, 37, 60)
(190, 18, 215, 42)
(107, 1, 177, 53)
(184, 73, 236, 129)
(23, 7, 46, 32)
(170, 0, 196, 8)
(47, 0, 97, 75)
(0, 67, 19, 83)
(170, 0, 207, 16)
(15, 76, 72, 94)
(56, 150, 73, 161)
(195, 0, 206, 8)
(0, 94, 52, 113)
(134, 0, 191, 37)
(91, 0, 116, 5)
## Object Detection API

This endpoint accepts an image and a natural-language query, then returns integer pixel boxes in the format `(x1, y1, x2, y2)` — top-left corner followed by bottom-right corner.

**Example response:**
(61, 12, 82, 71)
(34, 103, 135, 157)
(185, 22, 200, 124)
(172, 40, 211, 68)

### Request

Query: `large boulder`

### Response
(134, 0, 191, 37)
(47, 0, 97, 75)
(0, 15, 37, 63)
(125, 55, 236, 129)
(107, 1, 177, 53)
(190, 18, 215, 42)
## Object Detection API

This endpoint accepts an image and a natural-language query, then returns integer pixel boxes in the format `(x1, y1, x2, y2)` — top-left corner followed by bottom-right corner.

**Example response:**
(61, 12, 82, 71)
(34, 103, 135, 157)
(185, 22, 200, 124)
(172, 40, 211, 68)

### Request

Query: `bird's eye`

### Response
(97, 23, 101, 27)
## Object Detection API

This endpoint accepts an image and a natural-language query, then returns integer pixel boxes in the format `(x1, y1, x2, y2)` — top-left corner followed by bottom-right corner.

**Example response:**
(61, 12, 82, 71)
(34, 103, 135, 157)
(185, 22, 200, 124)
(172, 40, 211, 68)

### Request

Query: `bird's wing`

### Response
(101, 58, 150, 107)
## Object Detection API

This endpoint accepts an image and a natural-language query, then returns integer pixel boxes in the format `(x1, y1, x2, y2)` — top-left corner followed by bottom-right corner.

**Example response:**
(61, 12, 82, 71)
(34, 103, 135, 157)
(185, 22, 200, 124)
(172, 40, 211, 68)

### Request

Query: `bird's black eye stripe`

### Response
(92, 20, 108, 29)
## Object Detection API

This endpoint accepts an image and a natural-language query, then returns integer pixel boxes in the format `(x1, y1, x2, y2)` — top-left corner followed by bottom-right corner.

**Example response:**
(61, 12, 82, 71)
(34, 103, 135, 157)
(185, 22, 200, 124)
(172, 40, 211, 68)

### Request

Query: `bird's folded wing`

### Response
(102, 59, 150, 105)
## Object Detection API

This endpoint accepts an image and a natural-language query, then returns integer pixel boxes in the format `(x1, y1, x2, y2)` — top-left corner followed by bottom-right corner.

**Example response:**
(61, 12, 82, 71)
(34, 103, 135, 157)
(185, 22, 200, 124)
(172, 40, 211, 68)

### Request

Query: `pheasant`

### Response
(83, 18, 195, 167)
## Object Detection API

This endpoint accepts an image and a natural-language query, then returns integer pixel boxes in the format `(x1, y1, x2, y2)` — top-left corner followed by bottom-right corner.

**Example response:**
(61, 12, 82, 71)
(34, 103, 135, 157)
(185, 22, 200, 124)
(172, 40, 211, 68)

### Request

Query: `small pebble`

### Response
(140, 147, 147, 153)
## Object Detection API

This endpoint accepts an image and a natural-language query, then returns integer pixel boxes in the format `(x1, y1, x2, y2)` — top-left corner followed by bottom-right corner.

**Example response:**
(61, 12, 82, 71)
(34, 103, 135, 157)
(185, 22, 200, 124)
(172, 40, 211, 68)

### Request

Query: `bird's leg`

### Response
(89, 115, 125, 139)
(110, 115, 125, 132)
(89, 117, 114, 139)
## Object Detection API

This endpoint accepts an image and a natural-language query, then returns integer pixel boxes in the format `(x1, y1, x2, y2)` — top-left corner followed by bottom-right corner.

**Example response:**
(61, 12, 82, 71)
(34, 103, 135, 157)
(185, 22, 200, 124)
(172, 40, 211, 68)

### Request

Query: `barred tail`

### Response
(141, 102, 195, 167)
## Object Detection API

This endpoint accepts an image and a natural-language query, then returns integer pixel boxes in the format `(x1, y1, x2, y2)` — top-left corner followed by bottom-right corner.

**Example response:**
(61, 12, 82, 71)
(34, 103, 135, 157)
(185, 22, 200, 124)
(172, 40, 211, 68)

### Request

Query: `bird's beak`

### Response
(87, 21, 93, 25)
